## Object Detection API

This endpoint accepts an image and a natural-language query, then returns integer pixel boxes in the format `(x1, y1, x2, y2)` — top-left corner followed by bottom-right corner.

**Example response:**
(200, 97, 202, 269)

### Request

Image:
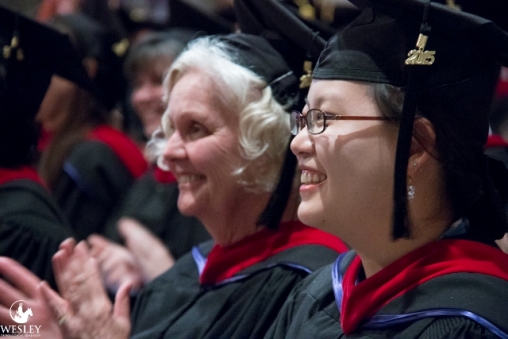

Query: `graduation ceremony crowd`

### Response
(1, 0, 508, 338)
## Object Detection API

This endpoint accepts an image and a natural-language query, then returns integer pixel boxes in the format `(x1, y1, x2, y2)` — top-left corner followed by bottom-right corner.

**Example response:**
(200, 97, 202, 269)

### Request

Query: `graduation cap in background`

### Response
(235, 0, 331, 92)
(432, 0, 508, 32)
(117, 0, 234, 37)
(0, 5, 91, 166)
(220, 33, 299, 109)
(167, 0, 234, 35)
(278, 0, 361, 39)
(313, 0, 508, 240)
(47, 13, 125, 111)
(234, 0, 346, 229)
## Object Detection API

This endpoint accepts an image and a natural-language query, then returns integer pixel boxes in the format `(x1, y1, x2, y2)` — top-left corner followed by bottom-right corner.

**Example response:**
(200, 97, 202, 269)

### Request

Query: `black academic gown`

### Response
(104, 166, 210, 259)
(52, 125, 148, 240)
(0, 167, 74, 289)
(130, 221, 348, 339)
(266, 237, 508, 339)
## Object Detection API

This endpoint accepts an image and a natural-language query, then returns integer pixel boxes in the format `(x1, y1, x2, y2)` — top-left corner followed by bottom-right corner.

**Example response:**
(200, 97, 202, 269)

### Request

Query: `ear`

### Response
(82, 57, 98, 80)
(407, 117, 436, 177)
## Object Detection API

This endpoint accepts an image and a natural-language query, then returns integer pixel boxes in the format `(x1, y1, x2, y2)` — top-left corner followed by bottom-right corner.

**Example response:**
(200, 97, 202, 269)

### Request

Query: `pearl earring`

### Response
(407, 178, 415, 201)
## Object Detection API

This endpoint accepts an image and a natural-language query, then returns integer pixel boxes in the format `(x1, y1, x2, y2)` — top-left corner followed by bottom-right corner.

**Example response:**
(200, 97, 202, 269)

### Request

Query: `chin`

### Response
(177, 197, 200, 217)
(297, 203, 322, 228)
(297, 203, 339, 235)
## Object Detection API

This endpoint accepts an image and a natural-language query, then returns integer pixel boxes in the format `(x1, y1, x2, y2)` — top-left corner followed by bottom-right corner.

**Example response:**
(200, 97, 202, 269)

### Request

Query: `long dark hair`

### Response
(38, 15, 113, 189)
(372, 83, 508, 245)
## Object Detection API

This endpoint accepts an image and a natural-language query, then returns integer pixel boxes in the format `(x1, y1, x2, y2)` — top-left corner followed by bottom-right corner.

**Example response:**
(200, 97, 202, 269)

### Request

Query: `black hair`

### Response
(373, 83, 508, 245)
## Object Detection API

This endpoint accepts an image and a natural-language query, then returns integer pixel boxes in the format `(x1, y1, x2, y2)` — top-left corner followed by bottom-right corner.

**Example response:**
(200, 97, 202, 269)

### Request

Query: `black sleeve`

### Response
(0, 217, 73, 290)
(52, 141, 135, 240)
(0, 180, 74, 290)
(265, 266, 341, 339)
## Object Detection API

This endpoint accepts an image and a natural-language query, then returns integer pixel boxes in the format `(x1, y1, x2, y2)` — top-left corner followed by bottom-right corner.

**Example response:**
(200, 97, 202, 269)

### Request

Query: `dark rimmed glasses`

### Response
(290, 109, 393, 135)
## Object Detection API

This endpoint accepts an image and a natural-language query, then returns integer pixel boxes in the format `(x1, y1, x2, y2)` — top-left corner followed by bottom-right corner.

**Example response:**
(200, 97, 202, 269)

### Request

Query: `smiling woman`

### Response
(0, 33, 348, 339)
(154, 36, 291, 241)
(265, 0, 508, 338)
(292, 80, 400, 239)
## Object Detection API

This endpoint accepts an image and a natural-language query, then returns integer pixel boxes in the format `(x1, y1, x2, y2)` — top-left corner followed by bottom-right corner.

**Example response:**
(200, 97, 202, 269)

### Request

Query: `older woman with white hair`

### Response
(0, 33, 347, 339)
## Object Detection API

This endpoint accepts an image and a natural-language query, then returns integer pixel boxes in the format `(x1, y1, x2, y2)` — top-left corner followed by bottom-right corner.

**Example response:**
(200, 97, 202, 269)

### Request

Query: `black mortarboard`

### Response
(0, 5, 90, 165)
(118, 0, 234, 36)
(234, 0, 340, 230)
(235, 0, 331, 91)
(167, 0, 234, 35)
(48, 13, 124, 110)
(433, 0, 508, 32)
(276, 0, 362, 40)
(220, 33, 299, 108)
(313, 0, 508, 239)
(219, 33, 300, 229)
(116, 0, 169, 32)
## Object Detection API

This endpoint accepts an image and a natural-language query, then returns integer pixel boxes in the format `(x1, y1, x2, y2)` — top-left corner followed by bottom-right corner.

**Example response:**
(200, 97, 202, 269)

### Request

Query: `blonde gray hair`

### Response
(148, 36, 291, 193)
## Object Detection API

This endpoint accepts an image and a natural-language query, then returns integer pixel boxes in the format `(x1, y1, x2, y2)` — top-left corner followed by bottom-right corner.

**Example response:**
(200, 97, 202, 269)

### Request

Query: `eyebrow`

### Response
(307, 93, 345, 109)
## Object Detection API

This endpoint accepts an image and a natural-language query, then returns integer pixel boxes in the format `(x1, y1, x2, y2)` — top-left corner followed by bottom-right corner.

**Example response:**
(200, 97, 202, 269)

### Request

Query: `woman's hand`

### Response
(118, 218, 175, 282)
(42, 238, 131, 339)
(88, 234, 144, 293)
(0, 257, 63, 338)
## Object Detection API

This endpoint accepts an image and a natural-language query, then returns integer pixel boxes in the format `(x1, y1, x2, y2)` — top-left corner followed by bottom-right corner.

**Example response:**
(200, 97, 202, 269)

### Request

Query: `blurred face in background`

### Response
(130, 54, 175, 139)
(36, 75, 79, 133)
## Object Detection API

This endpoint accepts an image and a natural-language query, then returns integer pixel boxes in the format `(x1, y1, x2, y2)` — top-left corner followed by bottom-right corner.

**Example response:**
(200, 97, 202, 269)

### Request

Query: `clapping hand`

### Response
(0, 257, 63, 338)
(41, 238, 131, 339)
(0, 238, 132, 339)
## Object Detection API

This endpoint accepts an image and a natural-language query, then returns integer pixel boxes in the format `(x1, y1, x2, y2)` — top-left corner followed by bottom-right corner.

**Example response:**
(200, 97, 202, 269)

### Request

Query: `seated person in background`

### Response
(264, 0, 508, 337)
(0, 5, 76, 290)
(122, 29, 195, 146)
(0, 33, 348, 339)
(485, 77, 508, 253)
(89, 30, 210, 293)
(36, 13, 148, 240)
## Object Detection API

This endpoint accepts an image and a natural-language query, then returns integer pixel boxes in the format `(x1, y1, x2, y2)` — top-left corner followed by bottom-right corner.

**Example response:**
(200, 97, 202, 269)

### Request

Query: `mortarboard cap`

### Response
(433, 0, 508, 32)
(220, 33, 299, 108)
(118, 0, 234, 37)
(47, 13, 124, 111)
(0, 5, 91, 164)
(223, 33, 299, 229)
(167, 0, 234, 35)
(313, 0, 508, 239)
(234, 0, 346, 229)
(235, 0, 331, 91)
(220, 33, 300, 230)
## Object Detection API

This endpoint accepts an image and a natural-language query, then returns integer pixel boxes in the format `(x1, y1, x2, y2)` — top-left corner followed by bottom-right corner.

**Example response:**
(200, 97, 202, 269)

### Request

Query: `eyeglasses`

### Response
(290, 109, 393, 135)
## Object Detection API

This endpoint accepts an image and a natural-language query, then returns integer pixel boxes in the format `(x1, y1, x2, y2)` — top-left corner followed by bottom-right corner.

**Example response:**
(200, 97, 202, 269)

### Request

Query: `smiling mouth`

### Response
(178, 174, 205, 184)
(300, 170, 327, 184)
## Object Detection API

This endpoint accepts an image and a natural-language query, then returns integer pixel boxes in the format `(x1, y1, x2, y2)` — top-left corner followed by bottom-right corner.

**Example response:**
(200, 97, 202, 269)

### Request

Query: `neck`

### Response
(203, 191, 272, 247)
(204, 187, 300, 247)
(358, 213, 453, 278)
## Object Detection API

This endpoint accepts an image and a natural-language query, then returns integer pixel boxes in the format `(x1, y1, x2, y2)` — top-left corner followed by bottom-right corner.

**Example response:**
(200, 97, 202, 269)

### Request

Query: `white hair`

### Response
(147, 36, 291, 193)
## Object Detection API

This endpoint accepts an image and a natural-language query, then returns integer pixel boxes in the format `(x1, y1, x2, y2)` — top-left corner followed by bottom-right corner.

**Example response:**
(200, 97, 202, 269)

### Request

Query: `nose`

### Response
(290, 127, 314, 159)
(161, 131, 187, 168)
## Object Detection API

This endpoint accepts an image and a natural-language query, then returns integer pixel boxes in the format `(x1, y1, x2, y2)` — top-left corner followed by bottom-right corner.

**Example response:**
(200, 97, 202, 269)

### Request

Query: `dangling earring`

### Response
(407, 177, 415, 201)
